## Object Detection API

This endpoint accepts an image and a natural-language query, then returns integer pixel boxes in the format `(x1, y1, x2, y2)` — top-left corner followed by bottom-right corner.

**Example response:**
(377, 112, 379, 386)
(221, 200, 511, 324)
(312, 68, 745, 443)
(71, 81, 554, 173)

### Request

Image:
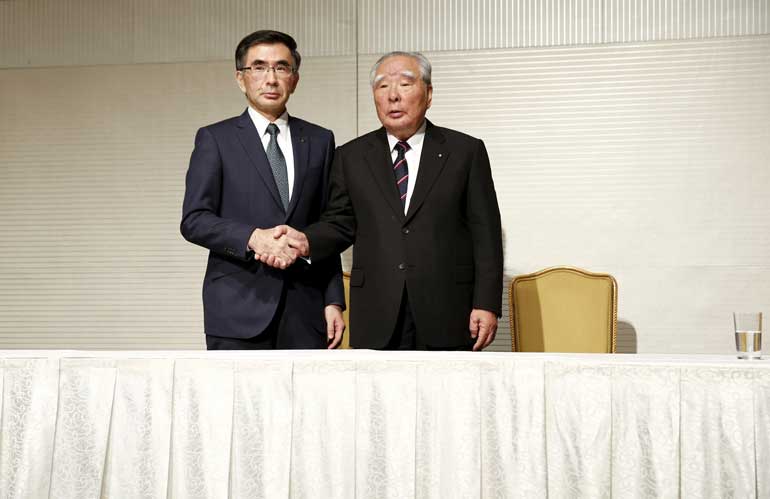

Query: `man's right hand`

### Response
(247, 228, 298, 269)
(272, 225, 310, 257)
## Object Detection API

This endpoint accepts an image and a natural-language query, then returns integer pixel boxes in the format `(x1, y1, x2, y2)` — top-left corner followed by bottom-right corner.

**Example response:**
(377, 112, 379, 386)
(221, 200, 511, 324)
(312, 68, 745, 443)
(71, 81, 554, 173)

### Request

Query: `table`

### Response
(1, 350, 768, 498)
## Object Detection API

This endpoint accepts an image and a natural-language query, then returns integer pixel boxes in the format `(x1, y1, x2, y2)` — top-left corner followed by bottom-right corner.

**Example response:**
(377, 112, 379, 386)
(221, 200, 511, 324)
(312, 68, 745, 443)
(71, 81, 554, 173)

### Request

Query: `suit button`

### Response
(402, 227, 410, 234)
(398, 263, 406, 270)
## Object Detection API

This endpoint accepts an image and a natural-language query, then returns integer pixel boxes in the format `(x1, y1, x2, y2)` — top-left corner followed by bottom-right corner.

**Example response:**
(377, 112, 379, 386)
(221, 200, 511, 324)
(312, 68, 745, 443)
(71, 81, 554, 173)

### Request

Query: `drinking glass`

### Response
(734, 312, 762, 359)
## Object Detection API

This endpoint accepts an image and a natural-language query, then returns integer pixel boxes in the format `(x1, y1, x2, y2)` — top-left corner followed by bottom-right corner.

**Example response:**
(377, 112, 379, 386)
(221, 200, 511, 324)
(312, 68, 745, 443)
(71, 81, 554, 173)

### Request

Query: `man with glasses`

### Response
(264, 52, 503, 351)
(181, 30, 345, 350)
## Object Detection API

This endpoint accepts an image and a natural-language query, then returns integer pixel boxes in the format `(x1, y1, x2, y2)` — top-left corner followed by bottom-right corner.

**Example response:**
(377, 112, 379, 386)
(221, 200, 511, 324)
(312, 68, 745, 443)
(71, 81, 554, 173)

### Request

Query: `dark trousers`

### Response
(384, 286, 473, 351)
(206, 287, 327, 350)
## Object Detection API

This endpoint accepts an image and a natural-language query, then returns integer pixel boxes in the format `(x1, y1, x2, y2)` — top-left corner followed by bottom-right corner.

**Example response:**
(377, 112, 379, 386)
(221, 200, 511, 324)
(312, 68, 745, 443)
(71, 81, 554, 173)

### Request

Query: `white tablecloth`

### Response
(1, 350, 768, 499)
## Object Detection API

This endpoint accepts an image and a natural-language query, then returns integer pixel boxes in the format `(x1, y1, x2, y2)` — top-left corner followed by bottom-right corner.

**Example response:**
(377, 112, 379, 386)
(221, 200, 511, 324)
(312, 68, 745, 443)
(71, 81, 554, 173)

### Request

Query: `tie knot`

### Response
(266, 123, 279, 136)
(395, 141, 410, 153)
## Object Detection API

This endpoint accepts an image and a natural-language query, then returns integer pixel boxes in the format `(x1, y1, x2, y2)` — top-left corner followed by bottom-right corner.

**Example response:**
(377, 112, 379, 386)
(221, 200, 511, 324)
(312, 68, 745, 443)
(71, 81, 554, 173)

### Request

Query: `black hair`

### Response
(235, 30, 301, 71)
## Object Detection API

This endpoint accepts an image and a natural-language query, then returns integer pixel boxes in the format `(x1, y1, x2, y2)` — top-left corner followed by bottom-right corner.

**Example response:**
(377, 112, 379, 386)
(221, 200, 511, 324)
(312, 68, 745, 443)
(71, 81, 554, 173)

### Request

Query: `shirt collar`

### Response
(387, 119, 427, 152)
(247, 107, 290, 138)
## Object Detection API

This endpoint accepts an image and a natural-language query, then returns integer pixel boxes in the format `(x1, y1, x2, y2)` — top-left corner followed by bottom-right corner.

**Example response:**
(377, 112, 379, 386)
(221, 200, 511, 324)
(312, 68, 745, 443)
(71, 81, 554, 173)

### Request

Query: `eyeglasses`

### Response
(237, 63, 295, 78)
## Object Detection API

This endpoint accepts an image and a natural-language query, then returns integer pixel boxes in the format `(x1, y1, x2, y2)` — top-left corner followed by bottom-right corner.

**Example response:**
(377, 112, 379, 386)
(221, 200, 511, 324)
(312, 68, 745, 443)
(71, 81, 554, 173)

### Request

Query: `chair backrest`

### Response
(341, 271, 351, 349)
(509, 266, 617, 353)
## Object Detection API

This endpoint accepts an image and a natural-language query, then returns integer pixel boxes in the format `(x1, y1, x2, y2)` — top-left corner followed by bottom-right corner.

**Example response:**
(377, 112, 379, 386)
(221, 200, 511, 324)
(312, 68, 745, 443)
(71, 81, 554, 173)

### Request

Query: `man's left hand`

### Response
(324, 304, 346, 349)
(469, 309, 497, 351)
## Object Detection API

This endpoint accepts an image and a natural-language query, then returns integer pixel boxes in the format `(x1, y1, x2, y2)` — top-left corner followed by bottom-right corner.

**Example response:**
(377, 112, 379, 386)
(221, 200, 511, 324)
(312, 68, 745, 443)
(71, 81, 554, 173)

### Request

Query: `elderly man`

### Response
(181, 30, 345, 350)
(269, 51, 503, 350)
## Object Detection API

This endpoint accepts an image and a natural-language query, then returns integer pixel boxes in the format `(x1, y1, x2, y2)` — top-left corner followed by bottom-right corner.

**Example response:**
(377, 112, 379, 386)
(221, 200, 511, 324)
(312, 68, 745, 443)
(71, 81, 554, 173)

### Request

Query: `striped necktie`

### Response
(393, 141, 410, 208)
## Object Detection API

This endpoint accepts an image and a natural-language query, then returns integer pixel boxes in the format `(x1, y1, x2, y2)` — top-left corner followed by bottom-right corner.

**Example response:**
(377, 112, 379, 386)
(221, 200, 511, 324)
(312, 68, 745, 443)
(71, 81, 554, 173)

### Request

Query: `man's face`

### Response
(372, 55, 433, 140)
(236, 43, 299, 120)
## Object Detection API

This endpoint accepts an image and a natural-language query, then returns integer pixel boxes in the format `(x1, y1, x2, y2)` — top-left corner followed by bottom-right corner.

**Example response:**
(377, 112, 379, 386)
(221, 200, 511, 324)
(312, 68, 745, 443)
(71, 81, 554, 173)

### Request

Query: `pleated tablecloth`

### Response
(1, 350, 768, 498)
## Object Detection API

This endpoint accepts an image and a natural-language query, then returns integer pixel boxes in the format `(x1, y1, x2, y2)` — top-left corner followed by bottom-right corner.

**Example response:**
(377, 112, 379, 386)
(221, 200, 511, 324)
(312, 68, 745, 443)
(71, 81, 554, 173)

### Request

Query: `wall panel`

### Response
(605, 0, 769, 42)
(358, 0, 769, 53)
(0, 0, 356, 68)
(3, 1, 767, 68)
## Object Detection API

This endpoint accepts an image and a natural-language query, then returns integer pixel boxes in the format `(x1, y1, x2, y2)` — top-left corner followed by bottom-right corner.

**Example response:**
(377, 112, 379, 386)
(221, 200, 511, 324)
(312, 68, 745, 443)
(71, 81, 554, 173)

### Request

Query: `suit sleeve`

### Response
(180, 127, 257, 261)
(318, 132, 346, 310)
(304, 144, 358, 261)
(467, 139, 504, 316)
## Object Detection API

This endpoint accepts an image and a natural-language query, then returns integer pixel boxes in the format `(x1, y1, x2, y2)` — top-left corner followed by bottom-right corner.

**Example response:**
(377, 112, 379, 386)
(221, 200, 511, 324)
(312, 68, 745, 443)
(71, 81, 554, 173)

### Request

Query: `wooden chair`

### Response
(509, 266, 617, 353)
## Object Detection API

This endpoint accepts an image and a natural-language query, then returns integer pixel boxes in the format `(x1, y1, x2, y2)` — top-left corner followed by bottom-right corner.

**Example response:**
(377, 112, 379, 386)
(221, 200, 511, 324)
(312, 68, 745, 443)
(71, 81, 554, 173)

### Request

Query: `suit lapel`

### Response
(235, 109, 285, 212)
(287, 116, 308, 220)
(405, 121, 448, 223)
(365, 128, 406, 220)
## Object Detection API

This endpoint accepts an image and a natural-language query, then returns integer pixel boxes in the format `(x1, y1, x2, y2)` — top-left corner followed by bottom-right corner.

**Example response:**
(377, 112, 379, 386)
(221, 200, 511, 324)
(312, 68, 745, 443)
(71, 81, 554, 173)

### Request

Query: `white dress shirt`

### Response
(387, 120, 426, 214)
(247, 107, 295, 200)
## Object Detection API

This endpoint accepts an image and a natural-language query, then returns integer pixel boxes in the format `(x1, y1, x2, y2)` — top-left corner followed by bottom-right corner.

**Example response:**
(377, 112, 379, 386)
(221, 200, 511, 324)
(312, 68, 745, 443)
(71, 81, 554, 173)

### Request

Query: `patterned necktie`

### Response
(393, 141, 410, 208)
(265, 123, 290, 210)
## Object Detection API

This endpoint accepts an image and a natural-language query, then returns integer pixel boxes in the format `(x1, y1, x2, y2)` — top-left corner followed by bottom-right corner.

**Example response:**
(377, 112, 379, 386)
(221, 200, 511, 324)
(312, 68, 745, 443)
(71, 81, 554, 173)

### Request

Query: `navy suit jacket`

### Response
(181, 110, 344, 340)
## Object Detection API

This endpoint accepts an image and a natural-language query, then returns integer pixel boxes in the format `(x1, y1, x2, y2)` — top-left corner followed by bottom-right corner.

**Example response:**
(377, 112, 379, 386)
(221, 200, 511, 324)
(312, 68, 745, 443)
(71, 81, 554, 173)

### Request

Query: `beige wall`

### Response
(1, 0, 768, 351)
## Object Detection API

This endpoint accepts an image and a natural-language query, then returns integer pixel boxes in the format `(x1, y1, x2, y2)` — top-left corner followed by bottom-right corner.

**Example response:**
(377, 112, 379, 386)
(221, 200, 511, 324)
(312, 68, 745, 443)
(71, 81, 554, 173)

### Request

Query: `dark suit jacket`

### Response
(305, 120, 503, 348)
(181, 110, 344, 340)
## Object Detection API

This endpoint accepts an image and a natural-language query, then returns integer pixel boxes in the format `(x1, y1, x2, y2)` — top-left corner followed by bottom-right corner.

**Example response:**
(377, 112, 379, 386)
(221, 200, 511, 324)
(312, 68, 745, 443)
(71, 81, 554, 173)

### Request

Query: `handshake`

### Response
(247, 225, 310, 269)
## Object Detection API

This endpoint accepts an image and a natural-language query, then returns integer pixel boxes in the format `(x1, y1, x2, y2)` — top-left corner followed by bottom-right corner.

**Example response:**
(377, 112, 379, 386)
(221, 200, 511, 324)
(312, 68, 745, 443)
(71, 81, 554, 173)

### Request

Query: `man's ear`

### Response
(235, 71, 246, 93)
(288, 72, 300, 95)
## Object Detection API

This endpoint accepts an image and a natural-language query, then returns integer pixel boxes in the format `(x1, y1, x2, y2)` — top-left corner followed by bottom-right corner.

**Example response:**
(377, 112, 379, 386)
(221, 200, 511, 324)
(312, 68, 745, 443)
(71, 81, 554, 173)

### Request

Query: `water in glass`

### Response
(735, 330, 762, 359)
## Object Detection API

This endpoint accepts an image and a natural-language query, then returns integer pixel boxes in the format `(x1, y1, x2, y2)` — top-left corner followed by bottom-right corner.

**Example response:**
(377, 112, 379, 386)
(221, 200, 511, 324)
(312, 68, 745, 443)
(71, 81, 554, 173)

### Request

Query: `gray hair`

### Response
(369, 51, 432, 87)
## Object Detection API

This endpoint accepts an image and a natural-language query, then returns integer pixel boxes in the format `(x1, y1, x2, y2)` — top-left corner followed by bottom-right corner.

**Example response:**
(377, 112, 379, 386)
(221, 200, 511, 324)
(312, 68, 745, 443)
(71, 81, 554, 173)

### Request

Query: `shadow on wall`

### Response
(500, 272, 515, 351)
(499, 228, 513, 350)
(616, 320, 638, 353)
